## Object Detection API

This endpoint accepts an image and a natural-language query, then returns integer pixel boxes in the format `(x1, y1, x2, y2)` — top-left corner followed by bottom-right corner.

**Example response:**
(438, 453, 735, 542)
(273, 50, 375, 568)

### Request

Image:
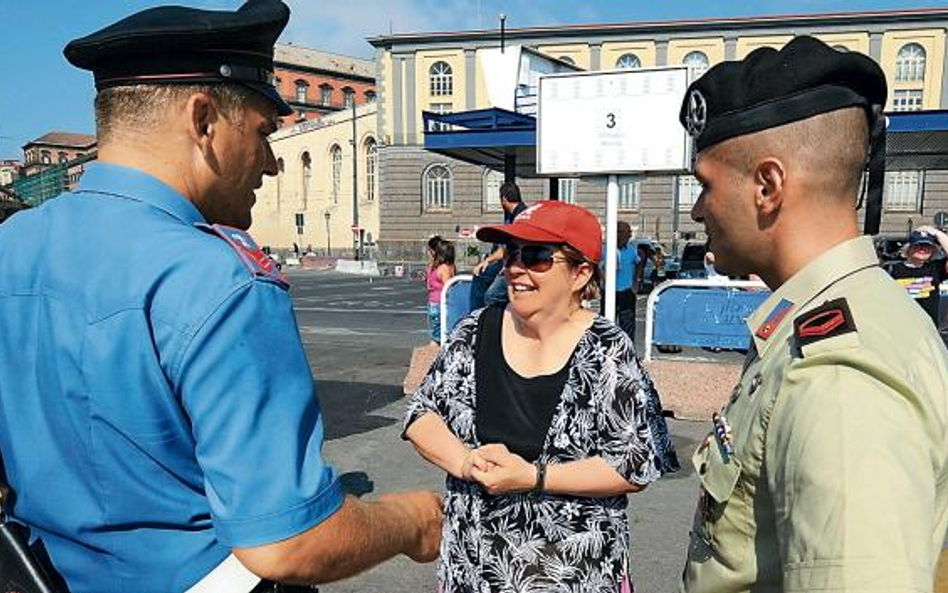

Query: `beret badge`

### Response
(685, 89, 707, 138)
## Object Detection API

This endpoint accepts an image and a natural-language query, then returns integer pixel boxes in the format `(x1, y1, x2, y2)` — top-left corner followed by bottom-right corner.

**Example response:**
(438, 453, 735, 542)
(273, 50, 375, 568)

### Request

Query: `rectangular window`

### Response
(343, 91, 354, 109)
(884, 170, 922, 212)
(558, 178, 577, 204)
(678, 175, 702, 210)
(295, 82, 308, 103)
(320, 86, 332, 107)
(892, 89, 923, 112)
(429, 103, 452, 131)
(618, 177, 641, 210)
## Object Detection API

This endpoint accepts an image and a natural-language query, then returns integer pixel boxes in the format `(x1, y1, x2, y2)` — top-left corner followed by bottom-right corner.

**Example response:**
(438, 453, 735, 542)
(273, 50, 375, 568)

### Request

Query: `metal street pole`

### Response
(324, 211, 331, 255)
(351, 100, 360, 260)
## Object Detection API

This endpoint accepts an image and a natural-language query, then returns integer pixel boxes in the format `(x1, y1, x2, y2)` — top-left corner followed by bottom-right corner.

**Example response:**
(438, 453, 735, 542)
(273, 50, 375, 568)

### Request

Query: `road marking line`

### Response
(295, 306, 425, 315)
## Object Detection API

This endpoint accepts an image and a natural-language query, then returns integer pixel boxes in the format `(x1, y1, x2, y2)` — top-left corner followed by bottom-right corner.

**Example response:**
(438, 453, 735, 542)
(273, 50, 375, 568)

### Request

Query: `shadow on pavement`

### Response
(339, 471, 376, 497)
(317, 380, 402, 441)
(662, 431, 701, 480)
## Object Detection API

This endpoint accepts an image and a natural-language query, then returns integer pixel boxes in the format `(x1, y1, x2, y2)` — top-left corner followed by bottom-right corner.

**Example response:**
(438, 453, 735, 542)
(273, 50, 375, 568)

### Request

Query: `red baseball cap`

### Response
(476, 201, 603, 263)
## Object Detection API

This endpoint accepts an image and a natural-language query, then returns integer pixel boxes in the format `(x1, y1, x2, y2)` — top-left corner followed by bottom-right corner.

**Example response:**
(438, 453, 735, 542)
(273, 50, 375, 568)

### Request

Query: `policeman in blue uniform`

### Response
(0, 2, 442, 592)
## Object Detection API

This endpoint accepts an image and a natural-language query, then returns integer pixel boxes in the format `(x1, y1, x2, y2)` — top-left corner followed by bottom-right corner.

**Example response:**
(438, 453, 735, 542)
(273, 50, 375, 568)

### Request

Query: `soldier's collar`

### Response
(748, 236, 878, 354)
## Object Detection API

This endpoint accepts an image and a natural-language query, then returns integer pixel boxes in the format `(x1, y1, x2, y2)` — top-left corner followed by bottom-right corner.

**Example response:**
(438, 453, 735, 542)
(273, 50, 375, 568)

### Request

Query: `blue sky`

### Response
(1, 0, 945, 159)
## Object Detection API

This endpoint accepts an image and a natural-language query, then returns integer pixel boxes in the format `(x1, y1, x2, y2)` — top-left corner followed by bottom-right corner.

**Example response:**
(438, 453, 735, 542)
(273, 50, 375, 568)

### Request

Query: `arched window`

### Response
(615, 53, 641, 69)
(424, 164, 452, 210)
(57, 152, 68, 164)
(301, 151, 312, 208)
(320, 84, 333, 106)
(558, 178, 577, 203)
(430, 61, 453, 96)
(330, 144, 343, 204)
(276, 157, 285, 210)
(364, 90, 377, 103)
(896, 43, 926, 82)
(343, 87, 355, 108)
(295, 80, 309, 103)
(558, 56, 576, 66)
(483, 169, 504, 212)
(364, 138, 377, 202)
(40, 150, 51, 165)
(683, 51, 710, 78)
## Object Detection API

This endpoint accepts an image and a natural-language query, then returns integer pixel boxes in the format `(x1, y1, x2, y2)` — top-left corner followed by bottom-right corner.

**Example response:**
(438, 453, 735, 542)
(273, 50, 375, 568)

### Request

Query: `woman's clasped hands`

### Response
(461, 443, 537, 495)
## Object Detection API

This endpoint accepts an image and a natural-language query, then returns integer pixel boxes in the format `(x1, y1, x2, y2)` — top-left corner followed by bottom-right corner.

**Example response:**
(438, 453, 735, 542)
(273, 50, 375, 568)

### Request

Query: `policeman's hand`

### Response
(470, 444, 534, 495)
(917, 225, 944, 237)
(379, 490, 443, 563)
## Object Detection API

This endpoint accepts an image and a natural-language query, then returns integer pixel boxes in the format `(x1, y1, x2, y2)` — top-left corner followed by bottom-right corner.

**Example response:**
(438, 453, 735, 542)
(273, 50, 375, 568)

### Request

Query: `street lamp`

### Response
(324, 210, 331, 255)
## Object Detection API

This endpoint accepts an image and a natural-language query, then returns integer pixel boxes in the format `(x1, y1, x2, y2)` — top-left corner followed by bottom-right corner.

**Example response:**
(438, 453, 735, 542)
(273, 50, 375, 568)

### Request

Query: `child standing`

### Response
(426, 236, 456, 344)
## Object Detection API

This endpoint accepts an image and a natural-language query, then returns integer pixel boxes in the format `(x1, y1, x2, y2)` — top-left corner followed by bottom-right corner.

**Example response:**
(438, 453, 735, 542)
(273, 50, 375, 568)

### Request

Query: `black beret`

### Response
(64, 0, 292, 116)
(680, 35, 887, 153)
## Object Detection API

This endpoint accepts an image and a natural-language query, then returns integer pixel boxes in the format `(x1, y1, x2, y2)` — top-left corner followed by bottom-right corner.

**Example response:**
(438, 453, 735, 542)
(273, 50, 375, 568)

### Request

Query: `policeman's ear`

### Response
(753, 158, 785, 217)
(185, 92, 219, 154)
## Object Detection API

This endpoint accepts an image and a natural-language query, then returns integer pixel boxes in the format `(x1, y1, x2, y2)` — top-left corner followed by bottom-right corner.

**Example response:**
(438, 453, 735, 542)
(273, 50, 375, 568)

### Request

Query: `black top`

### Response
(889, 258, 948, 324)
(475, 306, 571, 462)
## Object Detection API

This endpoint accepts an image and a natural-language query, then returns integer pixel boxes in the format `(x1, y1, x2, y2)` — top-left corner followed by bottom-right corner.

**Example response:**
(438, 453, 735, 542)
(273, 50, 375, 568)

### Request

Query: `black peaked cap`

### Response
(64, 0, 292, 116)
(679, 35, 888, 153)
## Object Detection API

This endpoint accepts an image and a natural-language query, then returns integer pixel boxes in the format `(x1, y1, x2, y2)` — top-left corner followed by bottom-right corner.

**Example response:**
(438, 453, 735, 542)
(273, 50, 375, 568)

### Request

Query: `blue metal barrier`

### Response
(440, 275, 474, 343)
(644, 279, 770, 361)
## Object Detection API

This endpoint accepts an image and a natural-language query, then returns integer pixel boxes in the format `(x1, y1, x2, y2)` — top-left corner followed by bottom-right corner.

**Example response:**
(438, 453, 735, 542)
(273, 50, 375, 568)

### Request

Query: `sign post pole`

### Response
(605, 174, 619, 322)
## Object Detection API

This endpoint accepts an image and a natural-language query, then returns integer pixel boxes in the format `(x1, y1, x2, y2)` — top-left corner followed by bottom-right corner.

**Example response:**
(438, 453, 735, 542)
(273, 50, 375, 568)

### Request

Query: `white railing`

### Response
(440, 274, 474, 345)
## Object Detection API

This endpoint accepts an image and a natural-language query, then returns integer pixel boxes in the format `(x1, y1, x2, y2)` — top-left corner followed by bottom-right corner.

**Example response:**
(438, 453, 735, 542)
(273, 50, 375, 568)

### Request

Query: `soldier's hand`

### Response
(379, 490, 443, 562)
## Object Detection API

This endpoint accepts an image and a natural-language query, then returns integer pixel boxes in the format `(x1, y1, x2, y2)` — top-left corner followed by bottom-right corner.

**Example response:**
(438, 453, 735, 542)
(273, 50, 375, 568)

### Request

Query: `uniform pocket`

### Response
(692, 438, 752, 570)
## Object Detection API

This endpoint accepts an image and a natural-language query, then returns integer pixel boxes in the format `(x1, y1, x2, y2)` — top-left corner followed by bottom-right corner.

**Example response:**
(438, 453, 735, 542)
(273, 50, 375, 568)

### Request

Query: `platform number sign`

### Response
(538, 67, 693, 176)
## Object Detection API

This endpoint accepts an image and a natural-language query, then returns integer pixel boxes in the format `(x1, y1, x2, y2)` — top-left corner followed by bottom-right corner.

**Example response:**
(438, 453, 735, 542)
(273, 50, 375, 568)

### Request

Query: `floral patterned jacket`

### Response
(404, 308, 679, 593)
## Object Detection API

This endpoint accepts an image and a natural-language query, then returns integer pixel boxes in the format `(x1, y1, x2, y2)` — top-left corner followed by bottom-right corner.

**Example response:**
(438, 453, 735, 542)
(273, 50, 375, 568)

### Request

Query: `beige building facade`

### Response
(250, 103, 380, 257)
(370, 9, 948, 259)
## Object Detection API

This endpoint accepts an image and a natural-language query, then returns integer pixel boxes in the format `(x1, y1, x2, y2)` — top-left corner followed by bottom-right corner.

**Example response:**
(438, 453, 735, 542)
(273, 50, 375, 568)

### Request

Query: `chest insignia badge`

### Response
(711, 412, 734, 462)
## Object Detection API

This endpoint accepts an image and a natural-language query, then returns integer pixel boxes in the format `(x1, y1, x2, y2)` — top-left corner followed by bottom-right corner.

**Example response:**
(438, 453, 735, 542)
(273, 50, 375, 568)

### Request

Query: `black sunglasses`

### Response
(504, 243, 569, 273)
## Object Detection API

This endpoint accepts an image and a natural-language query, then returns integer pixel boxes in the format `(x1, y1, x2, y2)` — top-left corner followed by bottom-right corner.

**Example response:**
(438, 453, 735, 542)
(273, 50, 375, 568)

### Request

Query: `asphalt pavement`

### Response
(286, 268, 708, 593)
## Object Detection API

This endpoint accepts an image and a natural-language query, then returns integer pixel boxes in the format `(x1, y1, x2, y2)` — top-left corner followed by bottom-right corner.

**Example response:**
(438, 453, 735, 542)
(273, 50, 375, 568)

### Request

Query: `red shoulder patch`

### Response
(793, 298, 856, 347)
(196, 223, 289, 288)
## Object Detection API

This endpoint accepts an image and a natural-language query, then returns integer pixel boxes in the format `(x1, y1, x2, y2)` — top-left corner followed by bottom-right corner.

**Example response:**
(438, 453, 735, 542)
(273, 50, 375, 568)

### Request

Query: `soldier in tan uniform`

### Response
(678, 35, 948, 593)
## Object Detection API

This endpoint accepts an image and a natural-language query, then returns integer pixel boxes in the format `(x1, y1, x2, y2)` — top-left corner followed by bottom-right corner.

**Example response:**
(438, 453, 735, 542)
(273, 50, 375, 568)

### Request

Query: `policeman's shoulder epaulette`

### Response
(793, 297, 858, 356)
(194, 222, 289, 289)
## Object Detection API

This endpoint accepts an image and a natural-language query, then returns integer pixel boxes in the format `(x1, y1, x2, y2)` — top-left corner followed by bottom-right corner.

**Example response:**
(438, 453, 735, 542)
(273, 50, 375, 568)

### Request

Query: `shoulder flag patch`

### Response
(793, 298, 856, 348)
(196, 223, 289, 288)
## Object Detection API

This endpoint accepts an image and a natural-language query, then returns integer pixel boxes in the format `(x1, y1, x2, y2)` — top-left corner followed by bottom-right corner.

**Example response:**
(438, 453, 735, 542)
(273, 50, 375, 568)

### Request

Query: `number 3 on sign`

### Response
(606, 113, 616, 129)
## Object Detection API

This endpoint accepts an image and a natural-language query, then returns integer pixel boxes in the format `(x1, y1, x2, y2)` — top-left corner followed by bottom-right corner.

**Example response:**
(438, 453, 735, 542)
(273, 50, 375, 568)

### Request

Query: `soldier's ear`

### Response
(754, 158, 785, 216)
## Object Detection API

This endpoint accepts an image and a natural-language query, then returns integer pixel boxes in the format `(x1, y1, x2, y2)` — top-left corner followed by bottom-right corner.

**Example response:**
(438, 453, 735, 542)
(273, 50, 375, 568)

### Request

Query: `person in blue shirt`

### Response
(604, 220, 640, 341)
(0, 2, 442, 593)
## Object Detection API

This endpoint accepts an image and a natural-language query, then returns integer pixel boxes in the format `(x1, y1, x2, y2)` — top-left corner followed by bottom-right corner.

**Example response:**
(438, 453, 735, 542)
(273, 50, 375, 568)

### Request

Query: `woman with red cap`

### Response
(403, 201, 678, 593)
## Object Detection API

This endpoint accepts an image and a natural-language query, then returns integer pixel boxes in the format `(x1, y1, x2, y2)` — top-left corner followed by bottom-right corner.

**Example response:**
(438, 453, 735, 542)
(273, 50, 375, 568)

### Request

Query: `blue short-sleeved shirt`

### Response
(0, 163, 344, 593)
(613, 245, 639, 292)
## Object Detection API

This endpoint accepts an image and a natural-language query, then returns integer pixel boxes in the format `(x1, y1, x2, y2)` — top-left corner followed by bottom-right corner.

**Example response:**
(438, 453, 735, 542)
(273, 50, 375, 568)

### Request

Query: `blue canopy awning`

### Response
(887, 110, 948, 171)
(422, 108, 539, 177)
(423, 107, 948, 176)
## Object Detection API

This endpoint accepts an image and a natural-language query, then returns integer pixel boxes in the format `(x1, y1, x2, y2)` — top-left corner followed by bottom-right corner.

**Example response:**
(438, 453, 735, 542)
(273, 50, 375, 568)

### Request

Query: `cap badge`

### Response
(219, 64, 233, 78)
(685, 89, 707, 138)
